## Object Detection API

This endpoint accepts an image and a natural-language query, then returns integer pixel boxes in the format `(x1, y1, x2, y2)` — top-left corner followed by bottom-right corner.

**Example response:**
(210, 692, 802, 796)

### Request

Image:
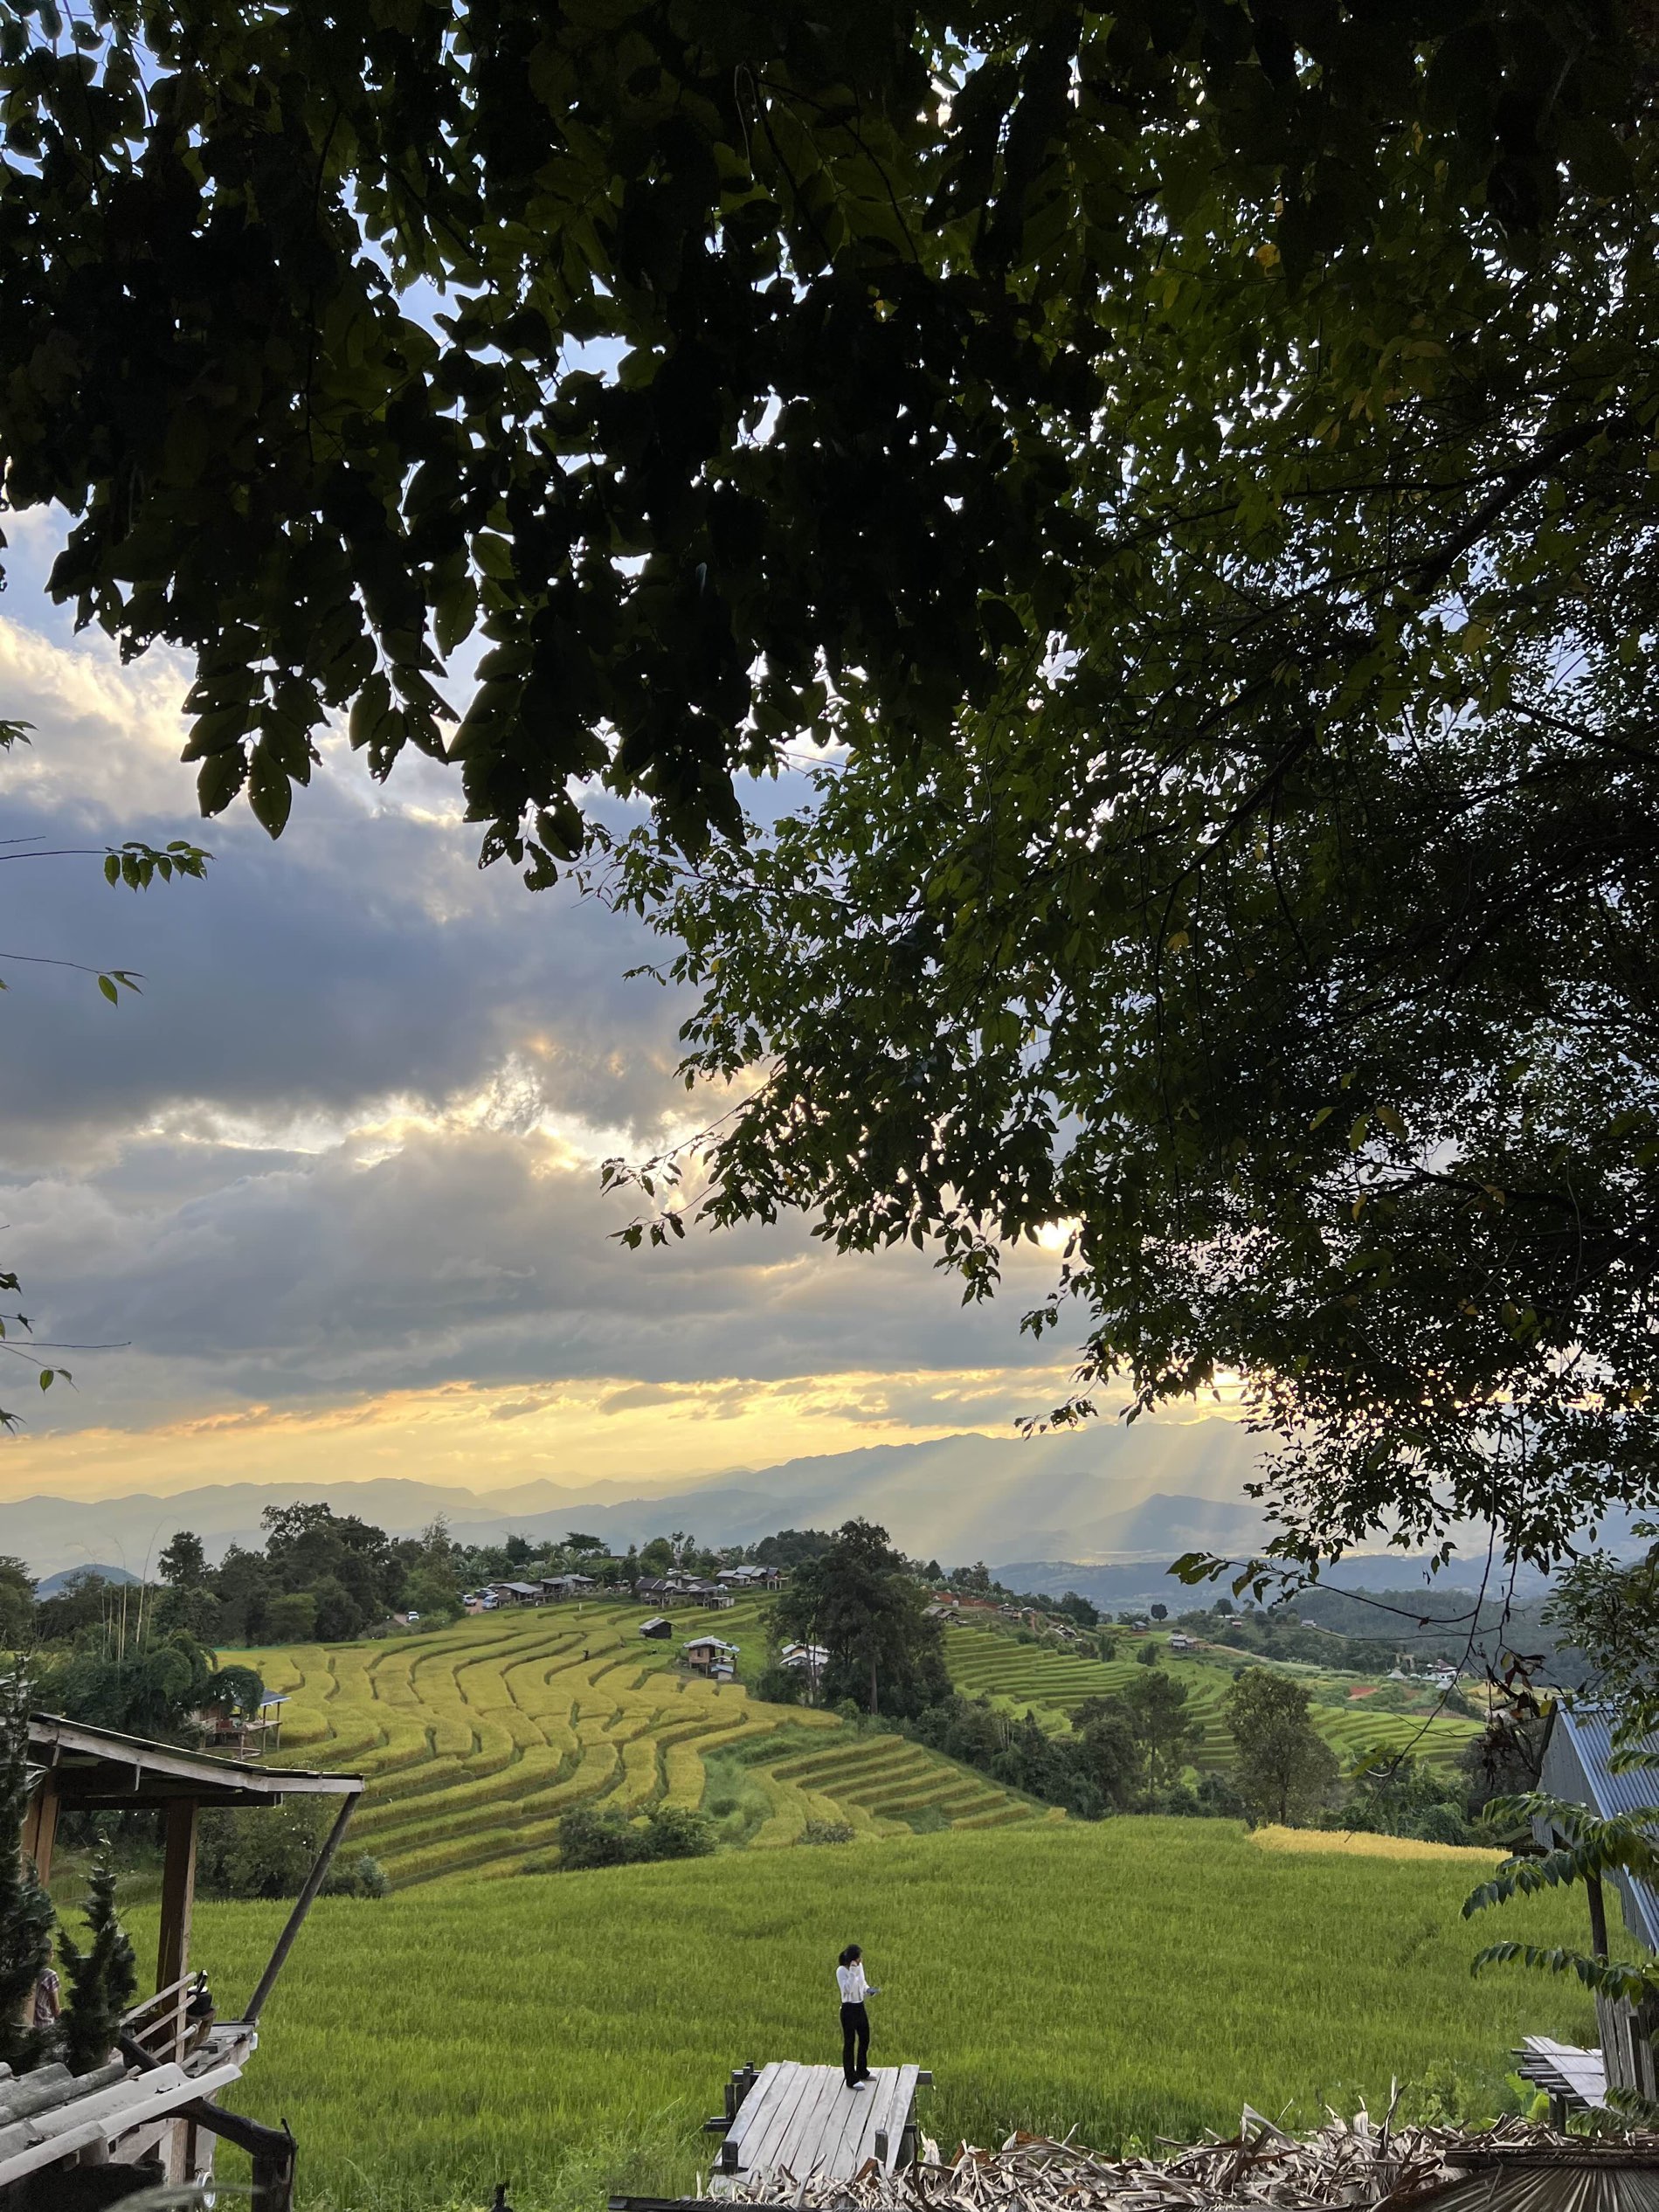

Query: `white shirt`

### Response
(837, 1961, 869, 2003)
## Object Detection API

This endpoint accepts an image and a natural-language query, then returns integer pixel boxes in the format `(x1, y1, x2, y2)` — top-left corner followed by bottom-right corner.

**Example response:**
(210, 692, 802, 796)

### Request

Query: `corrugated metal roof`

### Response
(1539, 1706, 1659, 1951)
(1423, 2160, 1659, 2212)
(1552, 1708, 1659, 1820)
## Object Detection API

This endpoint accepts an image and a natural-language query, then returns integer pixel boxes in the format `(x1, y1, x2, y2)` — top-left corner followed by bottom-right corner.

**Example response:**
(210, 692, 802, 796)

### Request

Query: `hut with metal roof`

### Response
(8, 1710, 362, 2210)
(1527, 1704, 1659, 2107)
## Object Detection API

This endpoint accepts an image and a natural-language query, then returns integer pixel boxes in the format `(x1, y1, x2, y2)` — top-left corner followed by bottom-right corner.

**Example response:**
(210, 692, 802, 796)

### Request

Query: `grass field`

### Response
(235, 1600, 1053, 1885)
(157, 1817, 1598, 2212)
(944, 1628, 1483, 1773)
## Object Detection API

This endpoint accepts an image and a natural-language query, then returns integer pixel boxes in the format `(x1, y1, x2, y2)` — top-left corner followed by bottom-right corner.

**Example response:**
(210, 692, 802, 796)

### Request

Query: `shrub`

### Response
(556, 1804, 716, 1869)
(643, 1805, 715, 1860)
(754, 1664, 804, 1705)
(556, 1808, 645, 1870)
(198, 1798, 348, 1898)
(323, 1853, 391, 1898)
(1410, 1802, 1476, 1847)
(798, 1820, 856, 1846)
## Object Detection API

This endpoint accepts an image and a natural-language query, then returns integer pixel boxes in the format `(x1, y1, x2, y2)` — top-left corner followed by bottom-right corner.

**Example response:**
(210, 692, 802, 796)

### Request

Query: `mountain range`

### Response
(3, 1421, 1273, 1579)
(1, 1414, 1566, 1600)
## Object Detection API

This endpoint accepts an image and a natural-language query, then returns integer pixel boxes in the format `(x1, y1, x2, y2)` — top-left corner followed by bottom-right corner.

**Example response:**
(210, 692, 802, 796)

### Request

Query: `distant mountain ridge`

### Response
(3, 1422, 1270, 1577)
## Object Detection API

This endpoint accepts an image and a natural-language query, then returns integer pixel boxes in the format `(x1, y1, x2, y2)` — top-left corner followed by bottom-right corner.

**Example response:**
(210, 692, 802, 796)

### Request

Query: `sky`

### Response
(0, 507, 1255, 1512)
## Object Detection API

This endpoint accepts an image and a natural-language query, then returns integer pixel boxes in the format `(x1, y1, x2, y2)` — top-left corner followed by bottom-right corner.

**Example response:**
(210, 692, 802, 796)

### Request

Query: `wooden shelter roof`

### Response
(28, 1711, 361, 1809)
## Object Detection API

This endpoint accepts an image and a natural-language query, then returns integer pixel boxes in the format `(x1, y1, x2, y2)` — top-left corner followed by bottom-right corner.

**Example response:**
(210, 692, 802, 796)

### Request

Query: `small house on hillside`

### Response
(684, 1635, 740, 1678)
(539, 1573, 597, 1600)
(1518, 1704, 1659, 2111)
(487, 1580, 544, 1607)
(197, 1690, 287, 1759)
(639, 1615, 673, 1639)
(1167, 1634, 1193, 1652)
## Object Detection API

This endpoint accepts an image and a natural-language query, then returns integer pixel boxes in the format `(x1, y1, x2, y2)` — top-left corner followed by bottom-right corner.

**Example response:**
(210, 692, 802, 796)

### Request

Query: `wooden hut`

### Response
(8, 1711, 362, 2210)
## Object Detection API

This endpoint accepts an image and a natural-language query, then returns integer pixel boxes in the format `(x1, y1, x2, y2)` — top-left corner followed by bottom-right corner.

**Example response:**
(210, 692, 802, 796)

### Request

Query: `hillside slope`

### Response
(244, 1600, 1054, 1884)
(943, 1626, 1483, 1772)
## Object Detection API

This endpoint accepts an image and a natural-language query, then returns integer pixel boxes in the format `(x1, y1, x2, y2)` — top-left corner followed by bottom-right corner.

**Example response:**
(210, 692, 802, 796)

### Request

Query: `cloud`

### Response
(0, 594, 1242, 1520)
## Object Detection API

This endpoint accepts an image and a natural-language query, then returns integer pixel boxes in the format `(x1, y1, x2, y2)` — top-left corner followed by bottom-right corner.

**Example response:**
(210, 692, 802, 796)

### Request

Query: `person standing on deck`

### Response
(837, 1944, 879, 2089)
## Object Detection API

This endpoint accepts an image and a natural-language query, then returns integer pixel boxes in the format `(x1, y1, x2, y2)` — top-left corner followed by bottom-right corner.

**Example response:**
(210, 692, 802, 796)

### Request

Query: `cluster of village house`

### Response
(460, 1565, 794, 1683)
(463, 1562, 783, 1613)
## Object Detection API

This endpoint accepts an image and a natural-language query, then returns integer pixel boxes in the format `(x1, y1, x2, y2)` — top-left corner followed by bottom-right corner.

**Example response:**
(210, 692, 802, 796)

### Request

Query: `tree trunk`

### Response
(1588, 1872, 1609, 1959)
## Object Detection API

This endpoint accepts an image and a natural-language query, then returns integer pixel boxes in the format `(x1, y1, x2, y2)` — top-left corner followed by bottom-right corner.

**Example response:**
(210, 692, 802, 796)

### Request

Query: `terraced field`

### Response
(237, 1600, 1050, 1885)
(944, 1628, 1482, 1773)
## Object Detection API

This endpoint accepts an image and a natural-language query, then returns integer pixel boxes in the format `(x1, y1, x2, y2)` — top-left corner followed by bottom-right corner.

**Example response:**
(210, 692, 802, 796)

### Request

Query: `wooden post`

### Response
(156, 1799, 199, 2057)
(245, 1790, 360, 2025)
(20, 1773, 59, 1887)
(1588, 1871, 1610, 1960)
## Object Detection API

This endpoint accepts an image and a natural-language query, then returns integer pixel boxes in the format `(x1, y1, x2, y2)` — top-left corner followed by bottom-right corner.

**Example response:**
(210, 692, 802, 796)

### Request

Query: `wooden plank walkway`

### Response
(715, 2062, 922, 2191)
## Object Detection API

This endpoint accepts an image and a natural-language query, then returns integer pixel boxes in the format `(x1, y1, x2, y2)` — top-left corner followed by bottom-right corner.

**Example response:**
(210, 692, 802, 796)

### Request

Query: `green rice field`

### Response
(158, 1817, 1597, 2212)
(234, 1600, 1053, 1885)
(944, 1627, 1482, 1771)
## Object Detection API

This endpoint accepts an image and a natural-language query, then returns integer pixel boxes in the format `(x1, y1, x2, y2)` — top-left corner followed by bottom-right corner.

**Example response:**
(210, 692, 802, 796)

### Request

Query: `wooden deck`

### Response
(712, 2062, 923, 2190)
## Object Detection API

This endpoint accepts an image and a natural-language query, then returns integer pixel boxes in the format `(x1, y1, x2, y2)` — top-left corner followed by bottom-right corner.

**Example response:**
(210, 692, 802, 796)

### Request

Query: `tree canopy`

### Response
(0, 0, 1640, 859)
(771, 1517, 947, 1717)
(595, 17, 1659, 1580)
(5, 2, 1657, 1574)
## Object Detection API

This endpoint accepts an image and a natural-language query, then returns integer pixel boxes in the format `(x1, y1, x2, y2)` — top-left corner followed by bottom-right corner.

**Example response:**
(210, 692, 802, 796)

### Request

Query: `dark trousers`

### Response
(840, 2001, 870, 2085)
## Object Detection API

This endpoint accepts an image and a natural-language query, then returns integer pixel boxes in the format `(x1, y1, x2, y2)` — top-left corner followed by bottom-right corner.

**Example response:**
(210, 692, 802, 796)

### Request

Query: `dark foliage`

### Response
(0, 1674, 55, 2073)
(56, 1850, 136, 2076)
(554, 1803, 715, 1870)
(1226, 1669, 1340, 1827)
(771, 1519, 949, 1719)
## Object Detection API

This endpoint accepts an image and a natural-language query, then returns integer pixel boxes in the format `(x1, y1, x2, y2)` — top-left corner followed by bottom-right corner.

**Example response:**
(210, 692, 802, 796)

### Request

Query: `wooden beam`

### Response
(244, 1788, 361, 2025)
(156, 1797, 198, 2056)
(20, 1773, 59, 1888)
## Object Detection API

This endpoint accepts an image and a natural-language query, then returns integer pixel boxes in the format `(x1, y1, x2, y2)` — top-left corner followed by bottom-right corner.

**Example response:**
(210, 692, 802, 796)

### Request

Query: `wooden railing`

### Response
(121, 1969, 203, 2066)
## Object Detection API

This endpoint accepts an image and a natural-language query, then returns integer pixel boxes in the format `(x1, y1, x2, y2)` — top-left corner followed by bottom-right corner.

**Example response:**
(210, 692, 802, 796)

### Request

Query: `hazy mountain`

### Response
(998, 1551, 1558, 1610)
(34, 1563, 142, 1599)
(3, 1421, 1269, 1578)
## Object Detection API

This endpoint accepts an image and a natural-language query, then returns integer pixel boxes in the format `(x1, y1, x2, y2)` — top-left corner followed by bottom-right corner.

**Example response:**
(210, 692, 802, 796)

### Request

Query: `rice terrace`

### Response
(225, 1600, 1483, 1889)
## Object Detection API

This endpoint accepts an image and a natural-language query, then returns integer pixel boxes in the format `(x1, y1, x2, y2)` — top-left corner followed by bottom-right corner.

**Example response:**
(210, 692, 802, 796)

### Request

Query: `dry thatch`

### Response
(722, 2109, 1659, 2212)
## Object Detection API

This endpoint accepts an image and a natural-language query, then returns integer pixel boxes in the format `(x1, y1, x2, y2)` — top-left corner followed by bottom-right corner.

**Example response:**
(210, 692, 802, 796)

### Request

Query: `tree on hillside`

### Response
(750, 1531, 835, 1572)
(1075, 1676, 1197, 1807)
(772, 1519, 946, 1719)
(583, 40, 1659, 1585)
(0, 1558, 34, 1648)
(1226, 1670, 1340, 1828)
(157, 1531, 207, 1588)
